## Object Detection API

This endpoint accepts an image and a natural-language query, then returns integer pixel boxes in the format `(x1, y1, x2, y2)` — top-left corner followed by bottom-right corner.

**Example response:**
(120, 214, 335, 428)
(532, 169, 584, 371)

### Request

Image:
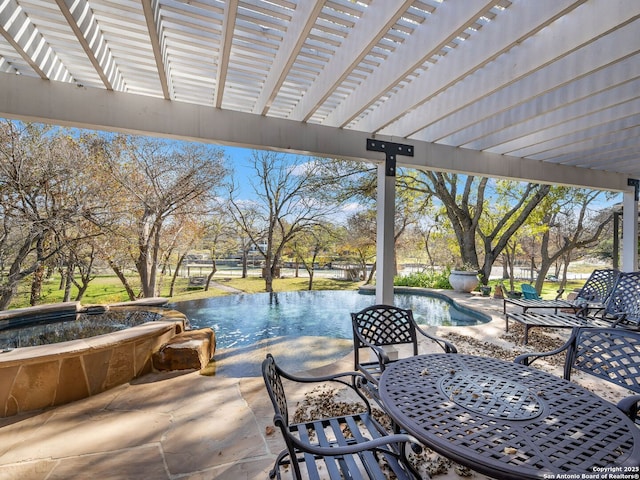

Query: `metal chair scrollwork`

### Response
(351, 304, 457, 399)
(515, 327, 640, 423)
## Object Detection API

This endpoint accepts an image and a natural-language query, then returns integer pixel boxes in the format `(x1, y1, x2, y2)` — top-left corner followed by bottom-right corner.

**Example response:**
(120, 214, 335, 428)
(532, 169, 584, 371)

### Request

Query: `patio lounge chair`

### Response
(261, 353, 420, 480)
(570, 268, 619, 307)
(502, 268, 619, 316)
(514, 327, 640, 423)
(351, 304, 457, 399)
(506, 271, 640, 344)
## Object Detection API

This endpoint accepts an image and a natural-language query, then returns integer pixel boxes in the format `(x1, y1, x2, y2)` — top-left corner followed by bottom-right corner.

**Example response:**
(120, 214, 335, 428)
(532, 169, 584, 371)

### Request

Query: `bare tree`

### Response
(534, 188, 614, 293)
(0, 121, 107, 309)
(343, 210, 377, 283)
(229, 151, 337, 292)
(201, 207, 237, 291)
(104, 136, 226, 297)
(291, 223, 335, 290)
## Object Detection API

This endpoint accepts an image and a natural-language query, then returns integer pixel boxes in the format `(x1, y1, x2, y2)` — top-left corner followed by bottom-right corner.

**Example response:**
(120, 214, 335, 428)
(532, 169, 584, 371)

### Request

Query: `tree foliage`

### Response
(401, 172, 551, 285)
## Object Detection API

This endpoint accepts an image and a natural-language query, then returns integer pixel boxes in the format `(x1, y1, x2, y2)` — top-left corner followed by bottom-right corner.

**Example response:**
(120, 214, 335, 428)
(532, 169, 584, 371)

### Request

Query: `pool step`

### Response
(152, 328, 216, 371)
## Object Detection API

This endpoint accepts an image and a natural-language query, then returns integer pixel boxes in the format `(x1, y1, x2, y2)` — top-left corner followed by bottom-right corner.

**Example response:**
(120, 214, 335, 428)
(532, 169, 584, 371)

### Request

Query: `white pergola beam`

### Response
(359, 0, 584, 135)
(141, 0, 170, 100)
(407, 17, 640, 146)
(0, 72, 631, 194)
(323, 0, 496, 128)
(289, 0, 414, 122)
(213, 0, 237, 108)
(252, 0, 325, 115)
(55, 0, 124, 91)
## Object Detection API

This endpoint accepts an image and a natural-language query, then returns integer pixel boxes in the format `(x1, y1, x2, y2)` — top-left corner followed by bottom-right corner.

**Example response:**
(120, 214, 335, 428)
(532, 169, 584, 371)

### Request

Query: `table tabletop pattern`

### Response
(379, 354, 640, 480)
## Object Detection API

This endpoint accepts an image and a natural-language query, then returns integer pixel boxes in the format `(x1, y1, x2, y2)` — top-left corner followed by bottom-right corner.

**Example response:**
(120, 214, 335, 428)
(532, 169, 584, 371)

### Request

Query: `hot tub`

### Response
(0, 300, 188, 418)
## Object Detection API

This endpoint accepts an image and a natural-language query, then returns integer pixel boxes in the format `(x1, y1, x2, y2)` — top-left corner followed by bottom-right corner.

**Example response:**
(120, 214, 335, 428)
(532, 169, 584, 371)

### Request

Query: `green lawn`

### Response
(10, 269, 589, 309)
(10, 274, 363, 309)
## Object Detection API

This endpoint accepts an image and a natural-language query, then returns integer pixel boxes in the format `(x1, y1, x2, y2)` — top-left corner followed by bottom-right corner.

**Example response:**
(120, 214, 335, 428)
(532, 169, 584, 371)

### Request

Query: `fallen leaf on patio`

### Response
(266, 425, 276, 436)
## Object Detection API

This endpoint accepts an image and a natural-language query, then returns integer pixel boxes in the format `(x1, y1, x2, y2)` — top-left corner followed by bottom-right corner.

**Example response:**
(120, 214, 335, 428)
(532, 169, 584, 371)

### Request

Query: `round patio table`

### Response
(378, 354, 640, 480)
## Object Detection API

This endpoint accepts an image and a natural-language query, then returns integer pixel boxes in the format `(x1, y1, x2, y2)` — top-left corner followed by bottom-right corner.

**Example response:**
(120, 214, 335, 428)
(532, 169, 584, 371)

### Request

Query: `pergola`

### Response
(0, 0, 638, 303)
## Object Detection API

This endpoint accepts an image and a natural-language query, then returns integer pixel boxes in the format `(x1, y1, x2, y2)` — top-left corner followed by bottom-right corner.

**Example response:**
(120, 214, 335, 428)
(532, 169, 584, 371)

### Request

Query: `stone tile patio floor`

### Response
(0, 292, 556, 480)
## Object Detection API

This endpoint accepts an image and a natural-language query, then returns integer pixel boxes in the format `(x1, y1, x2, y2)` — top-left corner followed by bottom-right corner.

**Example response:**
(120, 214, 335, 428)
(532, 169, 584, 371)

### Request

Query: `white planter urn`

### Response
(449, 270, 479, 293)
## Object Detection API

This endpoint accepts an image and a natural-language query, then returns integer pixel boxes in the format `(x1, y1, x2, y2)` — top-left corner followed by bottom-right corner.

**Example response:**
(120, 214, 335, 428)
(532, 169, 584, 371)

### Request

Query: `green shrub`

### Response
(394, 268, 451, 289)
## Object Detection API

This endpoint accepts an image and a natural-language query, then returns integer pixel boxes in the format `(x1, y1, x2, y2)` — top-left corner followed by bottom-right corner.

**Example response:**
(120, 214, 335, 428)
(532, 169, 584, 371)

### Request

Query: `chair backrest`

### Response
(262, 353, 289, 426)
(351, 304, 417, 349)
(576, 268, 619, 303)
(603, 271, 640, 325)
(565, 327, 640, 395)
(520, 284, 541, 299)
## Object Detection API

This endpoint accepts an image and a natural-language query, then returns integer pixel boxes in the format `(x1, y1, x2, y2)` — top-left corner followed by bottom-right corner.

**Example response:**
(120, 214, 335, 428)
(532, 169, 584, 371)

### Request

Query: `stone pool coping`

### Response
(0, 306, 187, 418)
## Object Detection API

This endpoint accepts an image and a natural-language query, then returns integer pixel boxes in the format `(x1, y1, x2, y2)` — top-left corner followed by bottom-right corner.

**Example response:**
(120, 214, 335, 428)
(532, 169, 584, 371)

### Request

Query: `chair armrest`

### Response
(354, 332, 391, 365)
(554, 288, 565, 300)
(605, 312, 628, 327)
(513, 340, 572, 367)
(617, 394, 640, 422)
(276, 366, 369, 386)
(285, 427, 422, 457)
(415, 324, 458, 353)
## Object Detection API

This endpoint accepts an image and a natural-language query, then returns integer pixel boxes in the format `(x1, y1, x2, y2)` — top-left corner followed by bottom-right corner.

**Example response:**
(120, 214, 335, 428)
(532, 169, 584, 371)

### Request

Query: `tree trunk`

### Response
(30, 263, 44, 306)
(109, 259, 137, 300)
(169, 252, 187, 297)
(0, 237, 37, 310)
(63, 262, 74, 302)
(75, 283, 89, 301)
(204, 259, 217, 291)
(366, 261, 376, 285)
(242, 250, 248, 278)
(0, 285, 18, 311)
(58, 269, 66, 290)
(264, 273, 273, 292)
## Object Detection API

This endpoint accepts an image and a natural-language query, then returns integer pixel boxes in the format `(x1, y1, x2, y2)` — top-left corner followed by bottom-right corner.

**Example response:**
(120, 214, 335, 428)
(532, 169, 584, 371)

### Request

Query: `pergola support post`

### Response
(376, 165, 395, 305)
(367, 139, 414, 305)
(622, 179, 639, 271)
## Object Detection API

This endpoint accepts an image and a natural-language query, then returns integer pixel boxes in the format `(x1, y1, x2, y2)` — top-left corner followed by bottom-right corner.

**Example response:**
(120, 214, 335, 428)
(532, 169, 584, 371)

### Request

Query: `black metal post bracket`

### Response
(628, 178, 639, 201)
(366, 139, 414, 177)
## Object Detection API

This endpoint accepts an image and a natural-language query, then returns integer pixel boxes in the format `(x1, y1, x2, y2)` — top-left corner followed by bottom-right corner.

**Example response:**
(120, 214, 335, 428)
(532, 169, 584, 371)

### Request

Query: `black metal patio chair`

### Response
(514, 327, 640, 423)
(566, 268, 619, 314)
(503, 269, 618, 317)
(351, 304, 457, 399)
(262, 353, 420, 480)
(505, 271, 639, 344)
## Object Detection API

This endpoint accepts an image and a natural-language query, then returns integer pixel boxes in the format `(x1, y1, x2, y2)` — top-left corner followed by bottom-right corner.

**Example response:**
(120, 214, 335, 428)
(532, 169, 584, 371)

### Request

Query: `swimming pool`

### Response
(170, 289, 489, 349)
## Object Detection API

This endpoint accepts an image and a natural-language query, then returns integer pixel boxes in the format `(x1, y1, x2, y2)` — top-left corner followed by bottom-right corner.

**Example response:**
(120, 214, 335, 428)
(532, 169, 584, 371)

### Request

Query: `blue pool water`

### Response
(170, 290, 489, 349)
